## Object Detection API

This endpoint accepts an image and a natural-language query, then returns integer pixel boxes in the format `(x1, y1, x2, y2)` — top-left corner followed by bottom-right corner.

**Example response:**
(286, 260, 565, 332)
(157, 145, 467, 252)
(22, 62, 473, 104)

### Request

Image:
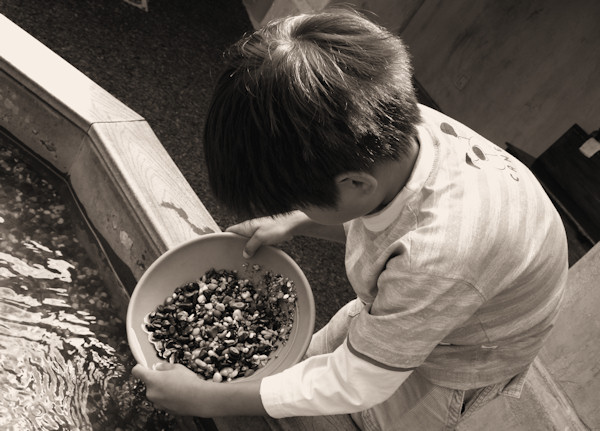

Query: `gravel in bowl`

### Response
(127, 233, 315, 382)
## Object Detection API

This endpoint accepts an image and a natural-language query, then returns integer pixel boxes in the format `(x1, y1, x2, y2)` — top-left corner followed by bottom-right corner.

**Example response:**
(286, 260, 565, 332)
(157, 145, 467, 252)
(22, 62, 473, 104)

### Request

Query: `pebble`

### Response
(144, 267, 298, 382)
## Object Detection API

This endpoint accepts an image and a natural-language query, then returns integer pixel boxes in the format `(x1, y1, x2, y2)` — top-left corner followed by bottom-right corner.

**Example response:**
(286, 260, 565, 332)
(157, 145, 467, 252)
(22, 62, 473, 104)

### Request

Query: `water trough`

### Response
(0, 12, 219, 431)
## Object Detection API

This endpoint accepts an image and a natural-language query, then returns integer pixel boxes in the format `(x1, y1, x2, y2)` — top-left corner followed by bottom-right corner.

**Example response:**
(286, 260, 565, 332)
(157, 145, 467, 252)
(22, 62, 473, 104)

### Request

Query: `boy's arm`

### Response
(288, 211, 347, 243)
(260, 340, 411, 417)
(132, 362, 267, 417)
(133, 340, 411, 418)
(227, 211, 346, 258)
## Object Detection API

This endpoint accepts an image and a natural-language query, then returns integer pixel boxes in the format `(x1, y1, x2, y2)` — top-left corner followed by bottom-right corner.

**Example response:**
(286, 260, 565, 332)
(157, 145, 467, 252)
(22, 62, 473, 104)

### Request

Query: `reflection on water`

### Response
(0, 137, 176, 430)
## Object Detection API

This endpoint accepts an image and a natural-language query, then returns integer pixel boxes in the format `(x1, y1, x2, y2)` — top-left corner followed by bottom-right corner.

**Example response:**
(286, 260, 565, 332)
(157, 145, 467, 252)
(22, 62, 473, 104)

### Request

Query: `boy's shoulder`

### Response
(417, 104, 491, 149)
(388, 106, 567, 294)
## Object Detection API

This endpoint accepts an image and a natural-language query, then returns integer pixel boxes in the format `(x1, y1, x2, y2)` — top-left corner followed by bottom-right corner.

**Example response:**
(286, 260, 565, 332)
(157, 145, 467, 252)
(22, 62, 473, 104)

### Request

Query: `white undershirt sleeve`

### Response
(259, 340, 412, 418)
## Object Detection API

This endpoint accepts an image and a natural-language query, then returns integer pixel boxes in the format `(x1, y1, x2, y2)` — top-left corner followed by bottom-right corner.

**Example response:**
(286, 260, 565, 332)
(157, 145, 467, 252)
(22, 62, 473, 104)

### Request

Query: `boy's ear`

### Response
(335, 171, 378, 195)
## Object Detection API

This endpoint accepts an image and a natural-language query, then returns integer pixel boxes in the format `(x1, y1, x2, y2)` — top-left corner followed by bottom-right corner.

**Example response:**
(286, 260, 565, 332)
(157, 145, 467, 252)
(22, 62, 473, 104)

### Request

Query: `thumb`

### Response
(153, 362, 178, 371)
(243, 234, 266, 259)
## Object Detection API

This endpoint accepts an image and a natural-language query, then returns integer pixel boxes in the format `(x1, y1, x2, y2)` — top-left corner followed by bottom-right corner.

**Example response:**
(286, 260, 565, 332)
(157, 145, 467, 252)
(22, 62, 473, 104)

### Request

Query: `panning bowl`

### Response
(126, 232, 315, 381)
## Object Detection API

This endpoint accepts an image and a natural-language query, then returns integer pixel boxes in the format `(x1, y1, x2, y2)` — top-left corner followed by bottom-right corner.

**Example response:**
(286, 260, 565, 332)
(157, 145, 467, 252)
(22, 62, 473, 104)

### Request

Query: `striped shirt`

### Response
(260, 105, 568, 418)
(345, 104, 568, 388)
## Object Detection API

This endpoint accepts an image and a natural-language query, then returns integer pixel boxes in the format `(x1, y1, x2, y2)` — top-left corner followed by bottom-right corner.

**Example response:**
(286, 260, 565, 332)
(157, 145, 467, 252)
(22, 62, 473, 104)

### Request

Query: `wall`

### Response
(400, 0, 600, 157)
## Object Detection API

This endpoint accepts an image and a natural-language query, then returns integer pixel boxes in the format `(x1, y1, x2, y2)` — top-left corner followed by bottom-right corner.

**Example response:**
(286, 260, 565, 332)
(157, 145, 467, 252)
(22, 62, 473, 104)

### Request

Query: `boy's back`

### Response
(345, 104, 568, 388)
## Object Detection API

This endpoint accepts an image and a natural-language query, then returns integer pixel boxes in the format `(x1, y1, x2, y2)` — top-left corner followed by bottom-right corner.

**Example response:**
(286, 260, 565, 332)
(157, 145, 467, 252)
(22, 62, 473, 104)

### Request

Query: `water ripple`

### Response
(1, 131, 176, 430)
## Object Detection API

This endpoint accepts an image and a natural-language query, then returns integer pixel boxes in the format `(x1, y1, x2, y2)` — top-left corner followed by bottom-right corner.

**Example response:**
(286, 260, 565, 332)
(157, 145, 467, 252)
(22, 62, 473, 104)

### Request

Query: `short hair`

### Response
(204, 7, 420, 218)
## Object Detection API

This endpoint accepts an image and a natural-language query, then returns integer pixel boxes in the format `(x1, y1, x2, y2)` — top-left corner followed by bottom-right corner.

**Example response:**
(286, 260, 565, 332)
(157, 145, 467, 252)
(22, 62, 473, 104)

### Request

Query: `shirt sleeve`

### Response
(347, 268, 485, 370)
(260, 340, 411, 418)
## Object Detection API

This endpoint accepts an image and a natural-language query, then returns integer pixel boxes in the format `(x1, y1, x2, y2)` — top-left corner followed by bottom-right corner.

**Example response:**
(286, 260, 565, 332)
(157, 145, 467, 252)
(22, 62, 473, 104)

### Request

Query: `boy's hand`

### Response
(226, 212, 308, 258)
(133, 363, 210, 416)
(132, 363, 266, 417)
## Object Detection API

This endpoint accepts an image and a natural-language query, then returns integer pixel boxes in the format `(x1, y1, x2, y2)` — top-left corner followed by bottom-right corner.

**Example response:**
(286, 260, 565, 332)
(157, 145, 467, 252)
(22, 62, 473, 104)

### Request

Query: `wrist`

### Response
(286, 211, 315, 236)
(203, 378, 266, 417)
(286, 211, 346, 243)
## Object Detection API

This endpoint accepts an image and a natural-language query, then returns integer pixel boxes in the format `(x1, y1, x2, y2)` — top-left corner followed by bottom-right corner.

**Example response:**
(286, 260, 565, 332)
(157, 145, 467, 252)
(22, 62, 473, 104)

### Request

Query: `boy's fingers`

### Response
(225, 219, 266, 258)
(132, 364, 149, 380)
(225, 224, 243, 234)
(153, 362, 177, 371)
(243, 234, 266, 259)
(226, 220, 256, 236)
(132, 362, 178, 381)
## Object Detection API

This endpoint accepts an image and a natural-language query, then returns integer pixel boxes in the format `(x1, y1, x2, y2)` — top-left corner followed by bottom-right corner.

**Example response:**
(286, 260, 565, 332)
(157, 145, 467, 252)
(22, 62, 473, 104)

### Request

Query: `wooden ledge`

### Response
(0, 13, 219, 284)
(0, 14, 142, 129)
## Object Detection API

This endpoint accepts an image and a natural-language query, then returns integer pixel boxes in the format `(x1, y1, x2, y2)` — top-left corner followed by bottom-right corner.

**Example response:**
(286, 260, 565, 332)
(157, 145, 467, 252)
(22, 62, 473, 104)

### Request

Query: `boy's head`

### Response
(204, 7, 420, 218)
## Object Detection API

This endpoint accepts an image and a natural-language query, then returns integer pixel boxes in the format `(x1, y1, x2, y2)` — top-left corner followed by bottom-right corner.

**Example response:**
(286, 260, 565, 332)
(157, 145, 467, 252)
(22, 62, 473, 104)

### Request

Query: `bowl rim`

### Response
(126, 232, 315, 381)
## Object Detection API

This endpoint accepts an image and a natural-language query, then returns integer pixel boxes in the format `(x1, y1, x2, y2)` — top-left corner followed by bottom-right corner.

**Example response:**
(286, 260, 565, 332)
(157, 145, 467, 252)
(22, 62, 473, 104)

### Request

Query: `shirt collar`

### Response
(360, 125, 436, 232)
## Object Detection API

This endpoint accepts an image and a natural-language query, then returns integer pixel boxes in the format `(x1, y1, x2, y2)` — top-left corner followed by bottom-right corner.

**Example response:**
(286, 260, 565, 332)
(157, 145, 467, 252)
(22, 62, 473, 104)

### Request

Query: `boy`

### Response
(133, 8, 568, 430)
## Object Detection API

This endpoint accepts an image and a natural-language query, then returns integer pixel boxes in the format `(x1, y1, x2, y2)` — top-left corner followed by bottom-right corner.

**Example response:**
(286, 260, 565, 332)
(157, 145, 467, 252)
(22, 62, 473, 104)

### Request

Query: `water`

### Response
(0, 132, 178, 430)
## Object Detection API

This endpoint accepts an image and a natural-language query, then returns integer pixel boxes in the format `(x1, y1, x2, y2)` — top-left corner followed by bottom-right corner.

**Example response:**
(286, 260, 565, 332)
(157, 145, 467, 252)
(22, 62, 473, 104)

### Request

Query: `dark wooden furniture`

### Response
(530, 124, 600, 244)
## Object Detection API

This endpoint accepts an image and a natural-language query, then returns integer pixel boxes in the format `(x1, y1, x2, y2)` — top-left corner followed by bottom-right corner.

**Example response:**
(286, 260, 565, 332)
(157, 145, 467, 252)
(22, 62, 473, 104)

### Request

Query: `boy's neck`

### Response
(371, 137, 420, 214)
